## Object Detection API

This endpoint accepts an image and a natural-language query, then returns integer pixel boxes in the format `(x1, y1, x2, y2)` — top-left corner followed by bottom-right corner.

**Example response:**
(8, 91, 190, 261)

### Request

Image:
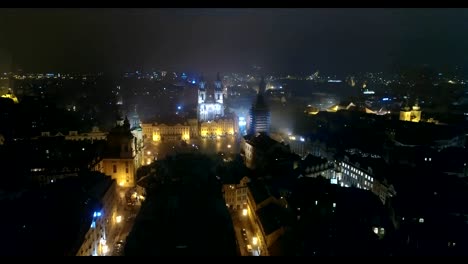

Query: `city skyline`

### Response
(1, 8, 468, 75)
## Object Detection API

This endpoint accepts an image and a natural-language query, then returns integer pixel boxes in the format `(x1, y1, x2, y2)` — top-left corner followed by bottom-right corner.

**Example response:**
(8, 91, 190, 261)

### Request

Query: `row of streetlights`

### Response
(241, 206, 261, 256)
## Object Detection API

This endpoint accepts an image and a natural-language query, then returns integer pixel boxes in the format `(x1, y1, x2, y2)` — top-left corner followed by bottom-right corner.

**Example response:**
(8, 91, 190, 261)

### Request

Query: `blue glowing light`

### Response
(177, 106, 182, 110)
(93, 212, 97, 217)
(97, 212, 102, 217)
(91, 221, 96, 228)
(382, 97, 390, 101)
(192, 80, 196, 84)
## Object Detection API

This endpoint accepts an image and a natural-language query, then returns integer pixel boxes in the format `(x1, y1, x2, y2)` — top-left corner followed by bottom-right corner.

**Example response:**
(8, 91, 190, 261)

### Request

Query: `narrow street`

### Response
(109, 187, 142, 256)
(230, 208, 266, 256)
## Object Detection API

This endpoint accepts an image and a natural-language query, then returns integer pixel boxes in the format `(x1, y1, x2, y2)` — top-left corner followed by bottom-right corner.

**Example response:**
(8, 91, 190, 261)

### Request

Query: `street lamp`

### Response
(242, 208, 247, 216)
(116, 215, 122, 224)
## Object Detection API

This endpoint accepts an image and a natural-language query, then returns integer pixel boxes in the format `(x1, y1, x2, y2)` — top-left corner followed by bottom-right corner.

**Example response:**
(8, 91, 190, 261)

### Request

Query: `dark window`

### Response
(113, 165, 117, 173)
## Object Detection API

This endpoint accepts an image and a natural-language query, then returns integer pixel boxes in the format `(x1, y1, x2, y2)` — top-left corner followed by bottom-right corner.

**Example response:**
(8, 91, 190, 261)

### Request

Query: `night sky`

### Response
(1, 8, 468, 75)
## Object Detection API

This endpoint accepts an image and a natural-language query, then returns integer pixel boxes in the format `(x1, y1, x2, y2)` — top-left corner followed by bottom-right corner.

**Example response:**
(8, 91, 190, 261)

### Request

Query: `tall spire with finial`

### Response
(215, 72, 222, 90)
(199, 73, 206, 90)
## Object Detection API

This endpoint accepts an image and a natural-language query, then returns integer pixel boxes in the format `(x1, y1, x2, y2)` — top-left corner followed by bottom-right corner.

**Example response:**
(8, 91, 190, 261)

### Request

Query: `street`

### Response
(230, 208, 264, 256)
(109, 186, 142, 256)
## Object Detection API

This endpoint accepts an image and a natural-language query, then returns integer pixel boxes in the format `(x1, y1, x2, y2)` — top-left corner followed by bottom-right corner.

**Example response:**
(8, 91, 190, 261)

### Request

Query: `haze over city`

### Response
(1, 8, 468, 75)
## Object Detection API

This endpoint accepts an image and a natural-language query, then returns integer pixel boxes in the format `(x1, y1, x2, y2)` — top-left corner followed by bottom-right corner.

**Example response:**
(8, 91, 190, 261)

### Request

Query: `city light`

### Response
(147, 151, 151, 155)
(119, 181, 124, 186)
(102, 245, 109, 255)
(116, 215, 122, 223)
(227, 144, 231, 148)
(242, 209, 247, 216)
(252, 237, 258, 245)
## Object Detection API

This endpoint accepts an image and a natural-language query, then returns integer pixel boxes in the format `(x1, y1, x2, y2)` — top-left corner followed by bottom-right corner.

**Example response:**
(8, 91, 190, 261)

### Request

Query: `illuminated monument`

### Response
(400, 99, 421, 122)
(198, 73, 224, 122)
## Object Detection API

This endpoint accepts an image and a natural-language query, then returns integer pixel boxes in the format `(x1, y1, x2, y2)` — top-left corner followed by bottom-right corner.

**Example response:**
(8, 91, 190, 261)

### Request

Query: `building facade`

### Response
(65, 126, 108, 141)
(102, 117, 143, 187)
(400, 102, 422, 122)
(223, 176, 250, 210)
(141, 122, 191, 142)
(200, 118, 236, 138)
(336, 155, 396, 204)
(198, 73, 224, 122)
(241, 133, 290, 170)
(77, 176, 119, 256)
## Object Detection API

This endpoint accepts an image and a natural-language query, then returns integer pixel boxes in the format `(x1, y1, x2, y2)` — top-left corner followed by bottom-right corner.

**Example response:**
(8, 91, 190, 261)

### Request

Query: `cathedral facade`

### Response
(197, 73, 224, 122)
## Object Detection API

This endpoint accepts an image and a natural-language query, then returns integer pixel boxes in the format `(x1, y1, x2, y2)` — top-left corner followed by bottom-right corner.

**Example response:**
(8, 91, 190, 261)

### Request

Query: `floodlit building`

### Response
(198, 73, 224, 122)
(400, 100, 421, 122)
(223, 176, 250, 210)
(101, 116, 143, 187)
(141, 121, 191, 142)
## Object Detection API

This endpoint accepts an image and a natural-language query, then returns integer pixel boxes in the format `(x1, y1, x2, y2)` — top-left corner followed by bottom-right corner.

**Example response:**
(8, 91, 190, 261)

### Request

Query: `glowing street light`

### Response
(119, 181, 124, 187)
(242, 208, 248, 216)
(252, 237, 258, 245)
(116, 215, 122, 223)
(227, 144, 231, 149)
(147, 151, 151, 155)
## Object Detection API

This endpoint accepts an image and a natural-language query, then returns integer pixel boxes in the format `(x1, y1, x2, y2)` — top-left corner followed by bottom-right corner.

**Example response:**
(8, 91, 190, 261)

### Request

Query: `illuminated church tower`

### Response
(214, 72, 223, 104)
(197, 73, 224, 122)
(198, 74, 207, 105)
(400, 98, 421, 122)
